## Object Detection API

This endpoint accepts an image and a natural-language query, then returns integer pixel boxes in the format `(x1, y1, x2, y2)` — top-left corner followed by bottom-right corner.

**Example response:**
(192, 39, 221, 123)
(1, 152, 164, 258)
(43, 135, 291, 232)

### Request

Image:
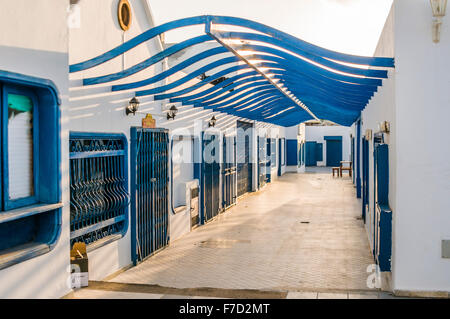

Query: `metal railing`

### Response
(69, 133, 129, 247)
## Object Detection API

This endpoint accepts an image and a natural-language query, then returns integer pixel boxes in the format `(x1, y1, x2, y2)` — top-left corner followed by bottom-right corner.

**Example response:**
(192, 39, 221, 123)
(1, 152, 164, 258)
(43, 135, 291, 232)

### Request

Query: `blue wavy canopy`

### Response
(70, 15, 394, 127)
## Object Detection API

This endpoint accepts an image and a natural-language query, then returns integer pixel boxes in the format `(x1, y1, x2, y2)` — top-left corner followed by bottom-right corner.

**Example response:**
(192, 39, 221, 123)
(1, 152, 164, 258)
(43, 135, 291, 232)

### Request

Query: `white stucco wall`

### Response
(353, 3, 396, 261)
(68, 0, 167, 282)
(355, 0, 450, 294)
(305, 125, 352, 166)
(391, 0, 450, 293)
(0, 0, 70, 299)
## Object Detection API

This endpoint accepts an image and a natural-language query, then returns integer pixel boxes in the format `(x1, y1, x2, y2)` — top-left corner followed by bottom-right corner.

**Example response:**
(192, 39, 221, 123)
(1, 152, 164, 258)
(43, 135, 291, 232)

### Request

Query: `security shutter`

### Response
(7, 94, 34, 199)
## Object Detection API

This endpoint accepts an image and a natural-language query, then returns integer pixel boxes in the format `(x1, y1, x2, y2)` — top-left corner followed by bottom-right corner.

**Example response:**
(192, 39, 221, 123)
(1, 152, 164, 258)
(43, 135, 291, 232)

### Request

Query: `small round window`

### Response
(118, 0, 132, 31)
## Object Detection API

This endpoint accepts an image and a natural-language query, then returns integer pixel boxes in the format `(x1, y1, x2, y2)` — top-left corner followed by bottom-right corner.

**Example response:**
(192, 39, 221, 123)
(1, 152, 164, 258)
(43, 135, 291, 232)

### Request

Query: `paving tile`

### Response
(317, 293, 348, 299)
(70, 289, 164, 299)
(161, 294, 192, 299)
(286, 292, 318, 299)
(191, 296, 227, 299)
(348, 293, 379, 299)
(110, 168, 375, 292)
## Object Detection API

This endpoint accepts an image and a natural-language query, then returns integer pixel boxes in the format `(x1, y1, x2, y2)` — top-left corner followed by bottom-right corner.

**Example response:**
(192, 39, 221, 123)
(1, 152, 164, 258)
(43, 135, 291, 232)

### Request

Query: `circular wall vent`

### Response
(118, 0, 132, 31)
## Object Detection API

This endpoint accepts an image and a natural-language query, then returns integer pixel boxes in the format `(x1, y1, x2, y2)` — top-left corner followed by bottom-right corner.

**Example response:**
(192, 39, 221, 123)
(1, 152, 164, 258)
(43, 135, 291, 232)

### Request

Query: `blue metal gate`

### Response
(222, 135, 237, 209)
(130, 127, 169, 265)
(69, 132, 129, 248)
(258, 136, 268, 188)
(202, 133, 220, 223)
(236, 121, 252, 196)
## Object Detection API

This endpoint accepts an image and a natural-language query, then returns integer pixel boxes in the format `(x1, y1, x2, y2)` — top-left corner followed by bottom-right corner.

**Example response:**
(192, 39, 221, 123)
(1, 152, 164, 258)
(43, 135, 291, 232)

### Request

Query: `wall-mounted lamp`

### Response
(378, 121, 390, 134)
(430, 0, 447, 43)
(125, 97, 140, 116)
(208, 115, 217, 127)
(365, 129, 373, 141)
(166, 105, 178, 120)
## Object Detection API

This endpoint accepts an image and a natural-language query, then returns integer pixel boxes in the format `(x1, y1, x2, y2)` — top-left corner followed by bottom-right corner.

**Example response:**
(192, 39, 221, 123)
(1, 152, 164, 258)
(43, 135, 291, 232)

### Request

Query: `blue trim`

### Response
(356, 119, 362, 198)
(130, 128, 138, 265)
(0, 70, 61, 105)
(2, 85, 40, 210)
(324, 136, 343, 141)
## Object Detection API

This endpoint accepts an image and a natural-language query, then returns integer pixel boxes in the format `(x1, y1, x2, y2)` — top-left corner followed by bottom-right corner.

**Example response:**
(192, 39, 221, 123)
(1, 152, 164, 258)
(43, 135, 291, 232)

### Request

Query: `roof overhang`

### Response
(70, 15, 394, 127)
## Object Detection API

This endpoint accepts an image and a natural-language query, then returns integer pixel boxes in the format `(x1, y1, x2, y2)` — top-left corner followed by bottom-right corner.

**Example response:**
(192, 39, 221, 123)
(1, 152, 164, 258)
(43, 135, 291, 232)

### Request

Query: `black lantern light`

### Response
(166, 105, 178, 120)
(208, 115, 217, 127)
(125, 97, 140, 116)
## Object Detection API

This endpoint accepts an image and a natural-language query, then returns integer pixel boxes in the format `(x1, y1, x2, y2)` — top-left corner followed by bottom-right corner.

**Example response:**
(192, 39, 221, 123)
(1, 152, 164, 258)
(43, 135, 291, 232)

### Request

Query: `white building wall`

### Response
(68, 0, 288, 281)
(305, 126, 352, 166)
(355, 0, 450, 294)
(0, 0, 70, 299)
(391, 0, 450, 293)
(353, 4, 396, 259)
(68, 0, 167, 282)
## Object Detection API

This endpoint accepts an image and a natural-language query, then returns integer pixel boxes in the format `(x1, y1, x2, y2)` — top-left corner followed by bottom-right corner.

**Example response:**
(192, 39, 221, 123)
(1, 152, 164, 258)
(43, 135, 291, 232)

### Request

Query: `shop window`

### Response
(0, 72, 61, 270)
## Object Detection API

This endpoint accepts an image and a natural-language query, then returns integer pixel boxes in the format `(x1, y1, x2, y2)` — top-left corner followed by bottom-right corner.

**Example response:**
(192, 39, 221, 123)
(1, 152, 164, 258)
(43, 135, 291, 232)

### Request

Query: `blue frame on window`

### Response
(2, 85, 40, 210)
(0, 70, 62, 270)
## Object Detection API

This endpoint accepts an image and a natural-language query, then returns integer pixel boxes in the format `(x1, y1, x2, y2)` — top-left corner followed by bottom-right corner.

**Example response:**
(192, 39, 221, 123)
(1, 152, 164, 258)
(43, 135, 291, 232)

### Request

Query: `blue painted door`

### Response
(286, 139, 298, 166)
(315, 143, 323, 162)
(130, 128, 169, 265)
(202, 133, 220, 223)
(326, 139, 342, 167)
(305, 141, 317, 166)
(373, 139, 392, 271)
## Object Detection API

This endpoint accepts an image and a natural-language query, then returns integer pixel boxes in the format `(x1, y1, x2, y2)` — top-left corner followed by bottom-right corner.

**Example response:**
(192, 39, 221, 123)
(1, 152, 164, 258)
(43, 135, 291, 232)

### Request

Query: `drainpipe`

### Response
(356, 119, 362, 198)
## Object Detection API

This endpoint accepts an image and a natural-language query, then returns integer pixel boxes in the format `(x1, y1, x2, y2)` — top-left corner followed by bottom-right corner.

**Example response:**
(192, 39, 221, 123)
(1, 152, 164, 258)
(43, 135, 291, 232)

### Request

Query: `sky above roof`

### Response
(147, 0, 393, 57)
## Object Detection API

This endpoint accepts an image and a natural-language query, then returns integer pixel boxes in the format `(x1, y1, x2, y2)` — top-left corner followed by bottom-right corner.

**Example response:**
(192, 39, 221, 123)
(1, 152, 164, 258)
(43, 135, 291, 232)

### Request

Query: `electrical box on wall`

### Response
(442, 240, 450, 258)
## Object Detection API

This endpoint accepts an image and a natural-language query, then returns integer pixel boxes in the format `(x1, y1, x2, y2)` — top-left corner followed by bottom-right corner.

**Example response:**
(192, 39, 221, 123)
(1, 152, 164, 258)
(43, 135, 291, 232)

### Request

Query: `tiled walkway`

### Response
(68, 287, 395, 299)
(108, 167, 376, 293)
